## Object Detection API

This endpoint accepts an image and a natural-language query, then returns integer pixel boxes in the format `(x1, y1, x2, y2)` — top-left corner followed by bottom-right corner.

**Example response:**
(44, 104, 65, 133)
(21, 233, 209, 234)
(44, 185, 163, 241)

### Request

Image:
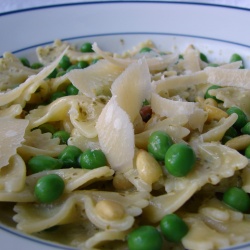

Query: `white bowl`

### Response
(1, 1, 250, 250)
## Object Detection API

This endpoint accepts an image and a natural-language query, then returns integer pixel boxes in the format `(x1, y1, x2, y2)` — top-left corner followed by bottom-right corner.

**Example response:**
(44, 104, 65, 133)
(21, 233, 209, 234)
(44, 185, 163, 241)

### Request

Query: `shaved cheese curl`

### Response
(205, 67, 250, 89)
(96, 97, 134, 172)
(151, 93, 207, 131)
(92, 43, 178, 71)
(111, 59, 151, 123)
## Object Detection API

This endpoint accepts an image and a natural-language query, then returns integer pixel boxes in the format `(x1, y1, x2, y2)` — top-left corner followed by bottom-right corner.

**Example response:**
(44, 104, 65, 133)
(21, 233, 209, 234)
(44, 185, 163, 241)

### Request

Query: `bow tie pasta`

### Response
(1, 39, 250, 250)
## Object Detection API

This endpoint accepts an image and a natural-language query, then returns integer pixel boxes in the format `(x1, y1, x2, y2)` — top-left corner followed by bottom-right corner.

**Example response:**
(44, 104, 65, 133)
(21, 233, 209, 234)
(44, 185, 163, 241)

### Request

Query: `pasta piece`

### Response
(0, 104, 22, 118)
(153, 71, 207, 94)
(83, 230, 128, 250)
(183, 198, 250, 250)
(135, 115, 190, 149)
(0, 118, 29, 169)
(0, 47, 68, 107)
(68, 130, 100, 152)
(36, 40, 70, 65)
(96, 97, 134, 172)
(14, 190, 149, 233)
(68, 59, 123, 98)
(145, 142, 247, 222)
(151, 92, 207, 131)
(36, 40, 100, 65)
(0, 52, 38, 90)
(83, 190, 150, 217)
(201, 113, 238, 142)
(205, 67, 250, 89)
(0, 186, 34, 202)
(82, 190, 149, 231)
(25, 166, 114, 192)
(114, 40, 154, 58)
(14, 194, 80, 233)
(66, 49, 100, 63)
(68, 98, 105, 138)
(92, 43, 178, 72)
(182, 45, 201, 73)
(165, 142, 247, 193)
(143, 182, 198, 223)
(83, 195, 134, 231)
(26, 96, 78, 129)
(111, 59, 151, 123)
(24, 80, 51, 105)
(17, 129, 66, 161)
(183, 214, 231, 250)
(26, 95, 95, 131)
(0, 154, 26, 192)
(124, 168, 152, 192)
(209, 86, 250, 118)
(47, 73, 71, 93)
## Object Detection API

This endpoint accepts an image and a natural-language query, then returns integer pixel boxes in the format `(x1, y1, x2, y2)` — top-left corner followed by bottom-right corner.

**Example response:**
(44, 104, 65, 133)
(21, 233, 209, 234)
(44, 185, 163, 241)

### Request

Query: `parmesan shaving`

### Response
(205, 67, 250, 89)
(111, 59, 151, 122)
(68, 59, 123, 98)
(92, 42, 178, 71)
(96, 97, 134, 172)
(151, 92, 207, 131)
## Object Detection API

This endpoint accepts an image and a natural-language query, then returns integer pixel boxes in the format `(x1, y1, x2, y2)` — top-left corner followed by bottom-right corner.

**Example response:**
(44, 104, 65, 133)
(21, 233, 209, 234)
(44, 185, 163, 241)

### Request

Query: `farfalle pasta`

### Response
(0, 39, 250, 250)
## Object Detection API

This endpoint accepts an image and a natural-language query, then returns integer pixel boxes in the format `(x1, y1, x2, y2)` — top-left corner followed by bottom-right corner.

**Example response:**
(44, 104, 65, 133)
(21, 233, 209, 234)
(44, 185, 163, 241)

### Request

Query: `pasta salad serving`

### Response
(1, 39, 250, 250)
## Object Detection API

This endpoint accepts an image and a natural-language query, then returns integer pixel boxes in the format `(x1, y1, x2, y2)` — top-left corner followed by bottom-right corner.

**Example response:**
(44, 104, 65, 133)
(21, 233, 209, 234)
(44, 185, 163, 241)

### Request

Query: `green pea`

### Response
(58, 145, 82, 168)
(66, 64, 80, 73)
(139, 47, 152, 53)
(165, 143, 196, 177)
(160, 214, 189, 242)
(230, 53, 244, 69)
(37, 123, 57, 134)
(80, 42, 94, 53)
(20, 57, 30, 67)
(56, 71, 66, 77)
(200, 52, 209, 63)
(47, 68, 58, 79)
(223, 187, 250, 213)
(142, 99, 150, 106)
(221, 135, 232, 145)
(226, 107, 248, 129)
(222, 127, 238, 145)
(204, 85, 222, 102)
(148, 131, 173, 161)
(127, 226, 163, 250)
(207, 63, 219, 67)
(79, 149, 107, 169)
(34, 174, 65, 203)
(244, 145, 250, 159)
(49, 91, 66, 102)
(66, 83, 79, 96)
(31, 62, 43, 69)
(59, 55, 71, 70)
(28, 155, 63, 174)
(77, 60, 89, 69)
(91, 58, 99, 64)
(225, 126, 238, 138)
(241, 122, 250, 135)
(178, 54, 184, 60)
(52, 130, 70, 144)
